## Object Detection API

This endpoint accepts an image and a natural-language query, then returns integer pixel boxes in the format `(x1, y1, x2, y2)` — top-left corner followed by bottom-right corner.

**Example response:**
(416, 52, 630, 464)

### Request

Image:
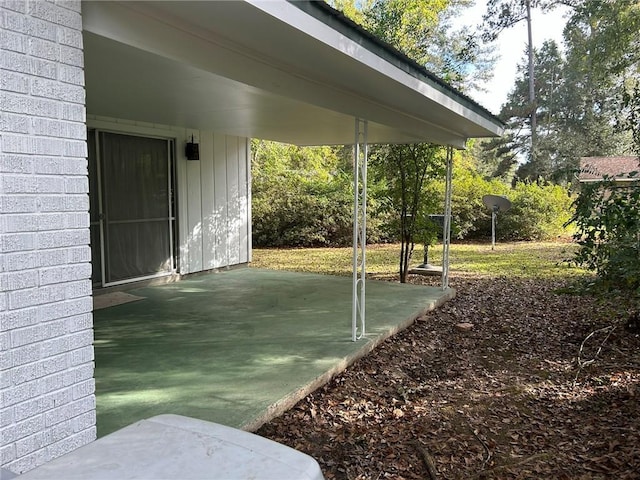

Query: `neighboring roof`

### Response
(579, 156, 640, 183)
(81, 1, 504, 147)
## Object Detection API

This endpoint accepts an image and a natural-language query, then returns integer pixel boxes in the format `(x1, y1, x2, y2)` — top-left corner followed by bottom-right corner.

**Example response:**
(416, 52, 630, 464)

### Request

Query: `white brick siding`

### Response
(1, 0, 95, 475)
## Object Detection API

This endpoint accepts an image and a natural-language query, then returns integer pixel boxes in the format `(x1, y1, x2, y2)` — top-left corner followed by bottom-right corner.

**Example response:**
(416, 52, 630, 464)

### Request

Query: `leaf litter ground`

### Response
(257, 274, 640, 479)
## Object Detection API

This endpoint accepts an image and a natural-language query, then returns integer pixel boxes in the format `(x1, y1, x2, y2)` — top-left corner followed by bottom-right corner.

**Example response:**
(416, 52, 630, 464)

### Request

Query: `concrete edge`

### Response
(241, 287, 456, 432)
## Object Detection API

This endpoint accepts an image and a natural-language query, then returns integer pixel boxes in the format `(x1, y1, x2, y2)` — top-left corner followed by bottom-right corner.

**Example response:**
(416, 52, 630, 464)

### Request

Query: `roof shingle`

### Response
(579, 156, 640, 181)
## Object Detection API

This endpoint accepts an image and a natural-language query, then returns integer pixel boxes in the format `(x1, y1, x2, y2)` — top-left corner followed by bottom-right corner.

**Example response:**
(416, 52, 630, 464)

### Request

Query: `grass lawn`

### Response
(252, 240, 589, 280)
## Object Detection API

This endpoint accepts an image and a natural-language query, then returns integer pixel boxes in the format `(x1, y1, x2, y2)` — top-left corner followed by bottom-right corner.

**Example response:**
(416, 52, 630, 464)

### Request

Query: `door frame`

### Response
(88, 128, 178, 288)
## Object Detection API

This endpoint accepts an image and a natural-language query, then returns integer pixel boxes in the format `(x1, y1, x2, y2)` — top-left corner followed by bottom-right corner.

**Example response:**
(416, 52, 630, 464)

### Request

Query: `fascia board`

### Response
(248, 0, 504, 138)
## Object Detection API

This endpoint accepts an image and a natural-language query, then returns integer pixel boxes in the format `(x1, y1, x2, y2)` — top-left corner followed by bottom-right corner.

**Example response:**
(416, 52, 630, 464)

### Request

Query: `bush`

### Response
(253, 173, 350, 247)
(567, 176, 640, 294)
(498, 182, 574, 241)
(252, 142, 390, 247)
(442, 173, 574, 241)
(445, 169, 508, 239)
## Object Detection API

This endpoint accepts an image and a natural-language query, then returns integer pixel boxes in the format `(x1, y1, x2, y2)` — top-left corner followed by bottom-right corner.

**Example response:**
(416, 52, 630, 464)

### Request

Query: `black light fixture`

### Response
(185, 134, 200, 161)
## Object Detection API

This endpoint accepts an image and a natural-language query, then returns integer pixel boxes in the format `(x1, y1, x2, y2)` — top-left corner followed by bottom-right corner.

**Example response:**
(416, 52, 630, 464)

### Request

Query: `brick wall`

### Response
(0, 0, 96, 474)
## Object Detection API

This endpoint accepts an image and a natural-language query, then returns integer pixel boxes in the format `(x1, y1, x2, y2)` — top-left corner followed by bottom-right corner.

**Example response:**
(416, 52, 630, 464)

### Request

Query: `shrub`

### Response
(253, 173, 352, 247)
(567, 176, 640, 294)
(251, 142, 390, 247)
(498, 182, 574, 241)
(446, 169, 508, 239)
(432, 172, 573, 241)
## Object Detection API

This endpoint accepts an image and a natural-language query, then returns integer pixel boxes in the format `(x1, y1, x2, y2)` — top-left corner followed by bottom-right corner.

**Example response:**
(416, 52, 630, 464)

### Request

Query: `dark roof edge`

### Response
(289, 0, 506, 129)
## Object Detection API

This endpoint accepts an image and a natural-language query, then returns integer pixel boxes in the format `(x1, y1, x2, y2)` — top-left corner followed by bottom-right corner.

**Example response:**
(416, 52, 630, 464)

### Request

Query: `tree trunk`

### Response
(399, 213, 413, 283)
(526, 0, 537, 164)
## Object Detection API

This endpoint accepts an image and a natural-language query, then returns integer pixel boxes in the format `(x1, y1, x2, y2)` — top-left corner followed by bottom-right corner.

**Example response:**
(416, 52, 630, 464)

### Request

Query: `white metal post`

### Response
(441, 146, 453, 290)
(491, 208, 497, 250)
(352, 118, 368, 341)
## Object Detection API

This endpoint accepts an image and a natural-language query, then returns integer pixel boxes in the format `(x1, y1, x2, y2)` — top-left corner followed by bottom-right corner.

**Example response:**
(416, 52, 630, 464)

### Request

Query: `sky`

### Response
(456, 1, 572, 114)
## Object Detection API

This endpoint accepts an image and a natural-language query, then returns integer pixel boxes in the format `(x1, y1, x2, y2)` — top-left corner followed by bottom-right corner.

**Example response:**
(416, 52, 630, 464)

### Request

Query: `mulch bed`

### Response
(257, 275, 640, 479)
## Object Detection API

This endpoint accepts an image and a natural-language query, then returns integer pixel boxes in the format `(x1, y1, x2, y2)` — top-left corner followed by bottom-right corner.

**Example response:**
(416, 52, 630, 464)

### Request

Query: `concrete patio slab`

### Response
(93, 268, 454, 437)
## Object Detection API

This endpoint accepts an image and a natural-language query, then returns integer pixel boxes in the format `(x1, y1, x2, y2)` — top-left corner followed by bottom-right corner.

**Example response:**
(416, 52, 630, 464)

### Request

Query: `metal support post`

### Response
(441, 146, 453, 290)
(352, 118, 368, 341)
(491, 208, 497, 250)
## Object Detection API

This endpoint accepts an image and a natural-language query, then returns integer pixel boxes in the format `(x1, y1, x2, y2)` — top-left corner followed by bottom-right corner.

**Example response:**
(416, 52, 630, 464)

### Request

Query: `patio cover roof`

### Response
(81, 0, 504, 148)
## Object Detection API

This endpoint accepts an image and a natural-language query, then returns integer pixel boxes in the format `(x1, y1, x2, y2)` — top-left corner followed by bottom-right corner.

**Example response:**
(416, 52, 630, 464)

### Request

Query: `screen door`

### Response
(90, 131, 175, 286)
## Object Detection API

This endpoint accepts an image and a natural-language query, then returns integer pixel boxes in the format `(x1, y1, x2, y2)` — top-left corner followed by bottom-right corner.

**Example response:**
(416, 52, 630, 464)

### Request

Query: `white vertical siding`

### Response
(200, 133, 216, 270)
(184, 130, 251, 273)
(226, 137, 240, 266)
(176, 128, 190, 276)
(200, 131, 250, 271)
(238, 138, 250, 263)
(84, 117, 252, 277)
(178, 131, 251, 273)
(213, 132, 229, 269)
(185, 136, 203, 274)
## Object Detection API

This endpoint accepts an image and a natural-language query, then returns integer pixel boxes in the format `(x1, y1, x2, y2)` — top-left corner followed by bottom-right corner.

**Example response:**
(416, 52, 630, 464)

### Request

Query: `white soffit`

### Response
(81, 1, 504, 147)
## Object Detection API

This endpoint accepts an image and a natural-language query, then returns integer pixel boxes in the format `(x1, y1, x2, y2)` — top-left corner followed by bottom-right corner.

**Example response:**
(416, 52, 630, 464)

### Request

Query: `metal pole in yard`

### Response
(491, 208, 496, 250)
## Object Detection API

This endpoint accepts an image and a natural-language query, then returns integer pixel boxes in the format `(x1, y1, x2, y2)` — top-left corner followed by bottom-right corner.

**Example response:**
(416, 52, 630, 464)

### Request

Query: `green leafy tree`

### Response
(370, 144, 445, 282)
(480, 41, 566, 182)
(441, 159, 507, 238)
(480, 1, 639, 183)
(564, 0, 640, 154)
(253, 1, 494, 254)
(550, 43, 627, 181)
(561, 1, 640, 307)
(364, 0, 447, 64)
(484, 35, 632, 184)
(331, 0, 496, 281)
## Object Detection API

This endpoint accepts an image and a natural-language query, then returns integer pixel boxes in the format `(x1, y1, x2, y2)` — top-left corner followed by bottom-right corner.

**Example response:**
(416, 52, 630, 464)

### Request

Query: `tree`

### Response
(363, 0, 446, 65)
(369, 144, 446, 282)
(431, 154, 573, 241)
(482, 35, 633, 184)
(564, 0, 640, 153)
(552, 20, 632, 178)
(481, 0, 563, 165)
(563, 0, 640, 303)
(482, 41, 565, 182)
(252, 141, 366, 247)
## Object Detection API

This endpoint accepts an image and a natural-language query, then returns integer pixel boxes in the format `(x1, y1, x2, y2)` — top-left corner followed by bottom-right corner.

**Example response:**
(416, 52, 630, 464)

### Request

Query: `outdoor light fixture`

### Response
(185, 135, 200, 160)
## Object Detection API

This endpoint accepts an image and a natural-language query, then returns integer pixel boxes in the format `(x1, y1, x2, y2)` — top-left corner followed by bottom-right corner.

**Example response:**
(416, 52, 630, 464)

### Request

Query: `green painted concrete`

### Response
(93, 268, 453, 437)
